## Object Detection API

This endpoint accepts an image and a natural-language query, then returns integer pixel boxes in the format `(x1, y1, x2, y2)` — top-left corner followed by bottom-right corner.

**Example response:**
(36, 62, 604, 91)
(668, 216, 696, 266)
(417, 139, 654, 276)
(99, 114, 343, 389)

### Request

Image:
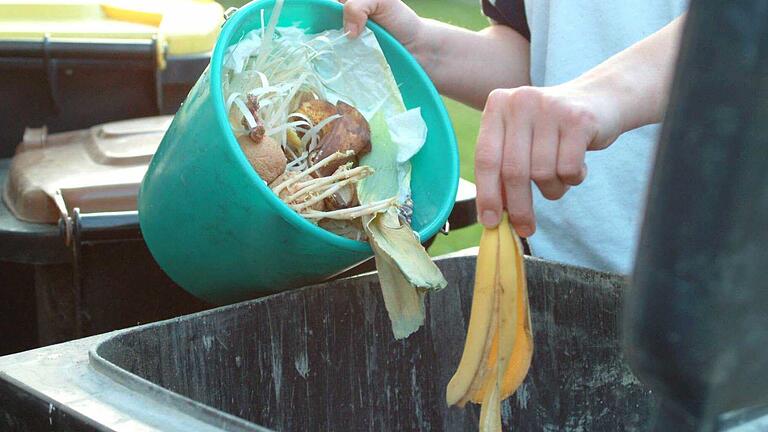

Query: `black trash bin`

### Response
(0, 115, 217, 355)
(86, 255, 653, 431)
(0, 1, 223, 157)
(0, 161, 213, 356)
(0, 3, 225, 354)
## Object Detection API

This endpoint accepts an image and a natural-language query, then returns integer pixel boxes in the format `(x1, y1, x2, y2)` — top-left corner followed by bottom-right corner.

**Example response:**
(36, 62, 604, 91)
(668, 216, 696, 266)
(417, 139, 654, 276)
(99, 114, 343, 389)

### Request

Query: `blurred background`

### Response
(220, 0, 489, 256)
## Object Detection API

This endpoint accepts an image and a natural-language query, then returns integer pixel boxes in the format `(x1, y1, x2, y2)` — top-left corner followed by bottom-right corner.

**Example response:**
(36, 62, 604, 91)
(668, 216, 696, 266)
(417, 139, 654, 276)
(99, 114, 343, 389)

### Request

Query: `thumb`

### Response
(343, 0, 379, 37)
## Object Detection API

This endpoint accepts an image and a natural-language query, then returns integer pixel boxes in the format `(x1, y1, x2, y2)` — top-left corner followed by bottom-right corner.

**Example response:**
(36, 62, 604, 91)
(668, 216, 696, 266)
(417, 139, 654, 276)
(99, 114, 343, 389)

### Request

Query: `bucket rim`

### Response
(210, 0, 459, 251)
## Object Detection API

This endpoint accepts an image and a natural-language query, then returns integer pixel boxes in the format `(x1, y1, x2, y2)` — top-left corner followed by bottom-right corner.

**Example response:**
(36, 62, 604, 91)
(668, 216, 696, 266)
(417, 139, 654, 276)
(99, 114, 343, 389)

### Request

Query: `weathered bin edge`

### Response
(0, 331, 258, 432)
(88, 348, 266, 432)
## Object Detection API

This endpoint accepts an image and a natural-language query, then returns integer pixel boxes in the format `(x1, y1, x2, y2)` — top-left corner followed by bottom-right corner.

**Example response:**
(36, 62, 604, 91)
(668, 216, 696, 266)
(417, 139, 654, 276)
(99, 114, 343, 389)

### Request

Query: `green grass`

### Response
(217, 0, 487, 255)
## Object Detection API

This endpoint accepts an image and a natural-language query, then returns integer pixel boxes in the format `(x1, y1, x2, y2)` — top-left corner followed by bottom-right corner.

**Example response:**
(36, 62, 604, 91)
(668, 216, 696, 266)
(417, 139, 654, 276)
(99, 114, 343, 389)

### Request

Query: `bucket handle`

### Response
(223, 7, 239, 24)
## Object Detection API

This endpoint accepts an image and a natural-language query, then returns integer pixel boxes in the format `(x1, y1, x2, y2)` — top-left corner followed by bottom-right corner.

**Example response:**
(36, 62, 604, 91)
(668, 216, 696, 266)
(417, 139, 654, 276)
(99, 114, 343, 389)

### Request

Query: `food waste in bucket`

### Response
(139, 0, 458, 333)
(221, 1, 447, 340)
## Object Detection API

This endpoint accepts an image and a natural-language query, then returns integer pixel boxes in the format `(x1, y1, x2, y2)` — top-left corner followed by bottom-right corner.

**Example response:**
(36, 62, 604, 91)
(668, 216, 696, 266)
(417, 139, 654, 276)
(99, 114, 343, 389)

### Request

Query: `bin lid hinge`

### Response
(54, 189, 73, 246)
(55, 192, 85, 337)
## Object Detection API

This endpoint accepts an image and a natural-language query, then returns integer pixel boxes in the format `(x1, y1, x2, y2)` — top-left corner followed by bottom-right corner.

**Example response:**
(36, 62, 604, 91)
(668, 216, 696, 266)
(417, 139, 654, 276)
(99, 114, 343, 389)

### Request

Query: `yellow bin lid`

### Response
(0, 0, 223, 61)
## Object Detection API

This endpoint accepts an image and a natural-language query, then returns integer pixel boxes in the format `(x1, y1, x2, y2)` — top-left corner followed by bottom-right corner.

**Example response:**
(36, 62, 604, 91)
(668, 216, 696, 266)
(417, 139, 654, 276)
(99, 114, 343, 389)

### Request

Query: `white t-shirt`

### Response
(486, 0, 687, 274)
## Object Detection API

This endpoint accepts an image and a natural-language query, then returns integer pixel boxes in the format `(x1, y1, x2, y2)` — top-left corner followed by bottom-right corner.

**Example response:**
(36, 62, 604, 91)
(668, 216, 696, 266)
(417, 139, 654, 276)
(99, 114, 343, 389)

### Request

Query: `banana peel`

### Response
(446, 213, 533, 431)
(445, 221, 500, 405)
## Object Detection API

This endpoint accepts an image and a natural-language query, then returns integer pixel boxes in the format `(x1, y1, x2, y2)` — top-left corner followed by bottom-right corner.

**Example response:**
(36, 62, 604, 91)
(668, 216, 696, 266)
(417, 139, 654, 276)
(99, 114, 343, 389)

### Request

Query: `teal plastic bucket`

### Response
(138, 0, 459, 304)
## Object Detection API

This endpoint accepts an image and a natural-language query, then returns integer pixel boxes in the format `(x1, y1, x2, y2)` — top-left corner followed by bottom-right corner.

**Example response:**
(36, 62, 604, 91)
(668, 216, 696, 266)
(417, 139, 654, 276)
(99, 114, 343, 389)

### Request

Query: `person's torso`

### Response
(520, 1, 687, 274)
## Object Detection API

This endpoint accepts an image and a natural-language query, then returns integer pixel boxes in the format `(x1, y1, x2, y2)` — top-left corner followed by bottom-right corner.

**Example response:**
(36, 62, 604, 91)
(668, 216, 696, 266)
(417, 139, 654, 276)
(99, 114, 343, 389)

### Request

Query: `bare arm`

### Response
(342, 0, 531, 109)
(410, 21, 530, 109)
(573, 14, 685, 136)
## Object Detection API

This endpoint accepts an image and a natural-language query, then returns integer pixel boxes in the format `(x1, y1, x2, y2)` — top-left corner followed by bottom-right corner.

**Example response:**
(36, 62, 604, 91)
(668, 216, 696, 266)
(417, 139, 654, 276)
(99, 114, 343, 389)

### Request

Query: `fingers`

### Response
(557, 109, 595, 185)
(475, 90, 506, 228)
(530, 116, 567, 200)
(342, 0, 378, 37)
(500, 91, 534, 238)
(477, 86, 599, 238)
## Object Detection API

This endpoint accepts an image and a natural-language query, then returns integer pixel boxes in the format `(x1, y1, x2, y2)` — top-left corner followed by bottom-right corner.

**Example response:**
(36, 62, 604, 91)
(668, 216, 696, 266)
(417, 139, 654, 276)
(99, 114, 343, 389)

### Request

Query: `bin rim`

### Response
(209, 0, 458, 252)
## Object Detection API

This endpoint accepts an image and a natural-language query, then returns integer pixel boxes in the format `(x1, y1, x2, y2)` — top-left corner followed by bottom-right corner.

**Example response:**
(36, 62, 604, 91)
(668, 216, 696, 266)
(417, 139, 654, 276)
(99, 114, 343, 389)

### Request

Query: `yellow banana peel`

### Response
(446, 212, 533, 430)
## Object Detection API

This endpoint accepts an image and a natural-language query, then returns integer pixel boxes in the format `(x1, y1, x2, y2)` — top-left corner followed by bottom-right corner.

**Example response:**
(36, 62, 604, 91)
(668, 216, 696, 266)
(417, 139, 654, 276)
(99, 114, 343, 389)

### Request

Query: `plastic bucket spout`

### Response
(138, 0, 459, 305)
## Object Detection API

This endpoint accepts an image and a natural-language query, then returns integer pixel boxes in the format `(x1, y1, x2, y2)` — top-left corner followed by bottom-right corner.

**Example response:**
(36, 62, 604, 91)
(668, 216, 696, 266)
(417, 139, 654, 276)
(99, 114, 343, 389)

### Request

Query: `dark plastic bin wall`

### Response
(0, 60, 202, 157)
(97, 257, 653, 431)
(0, 262, 37, 355)
(31, 240, 212, 346)
(1, 70, 52, 157)
(0, 240, 212, 351)
(78, 241, 212, 336)
(0, 63, 158, 157)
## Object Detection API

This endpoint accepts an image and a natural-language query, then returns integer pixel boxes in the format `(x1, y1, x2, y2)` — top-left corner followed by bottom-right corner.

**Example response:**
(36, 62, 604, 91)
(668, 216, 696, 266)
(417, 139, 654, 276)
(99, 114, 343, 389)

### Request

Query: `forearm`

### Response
(408, 20, 531, 109)
(570, 14, 686, 134)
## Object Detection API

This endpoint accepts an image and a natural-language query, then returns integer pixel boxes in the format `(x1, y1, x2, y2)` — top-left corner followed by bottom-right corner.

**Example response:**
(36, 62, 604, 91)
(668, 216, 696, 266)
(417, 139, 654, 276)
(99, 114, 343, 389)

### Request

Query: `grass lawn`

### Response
(218, 0, 488, 255)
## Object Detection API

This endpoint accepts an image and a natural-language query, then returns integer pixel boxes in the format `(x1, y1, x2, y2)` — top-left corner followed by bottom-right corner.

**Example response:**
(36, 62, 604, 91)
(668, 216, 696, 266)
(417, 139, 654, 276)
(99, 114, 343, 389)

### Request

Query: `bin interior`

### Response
(93, 255, 653, 431)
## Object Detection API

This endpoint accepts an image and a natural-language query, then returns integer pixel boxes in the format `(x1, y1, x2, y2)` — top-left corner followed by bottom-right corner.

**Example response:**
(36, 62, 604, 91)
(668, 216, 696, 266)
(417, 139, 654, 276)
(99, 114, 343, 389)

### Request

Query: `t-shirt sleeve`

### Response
(480, 0, 531, 41)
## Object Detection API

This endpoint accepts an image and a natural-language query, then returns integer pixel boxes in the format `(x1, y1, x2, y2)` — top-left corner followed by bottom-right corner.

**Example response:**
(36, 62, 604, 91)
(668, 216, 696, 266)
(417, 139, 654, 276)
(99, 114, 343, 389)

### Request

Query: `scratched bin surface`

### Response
(93, 255, 653, 431)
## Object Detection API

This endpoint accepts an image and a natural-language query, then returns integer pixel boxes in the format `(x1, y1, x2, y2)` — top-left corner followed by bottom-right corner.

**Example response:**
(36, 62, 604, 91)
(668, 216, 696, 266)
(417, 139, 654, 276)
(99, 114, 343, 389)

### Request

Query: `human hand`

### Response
(475, 83, 623, 237)
(340, 0, 423, 49)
